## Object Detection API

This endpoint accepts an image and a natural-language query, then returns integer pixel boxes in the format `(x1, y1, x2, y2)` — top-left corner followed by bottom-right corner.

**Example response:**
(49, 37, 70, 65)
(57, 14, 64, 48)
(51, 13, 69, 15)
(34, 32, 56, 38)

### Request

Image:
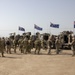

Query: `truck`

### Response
(59, 31, 73, 49)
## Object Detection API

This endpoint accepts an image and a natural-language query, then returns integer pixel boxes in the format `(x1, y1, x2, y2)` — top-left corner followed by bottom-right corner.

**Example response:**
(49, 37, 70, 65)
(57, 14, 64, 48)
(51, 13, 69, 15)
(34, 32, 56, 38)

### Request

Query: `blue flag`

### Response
(50, 22, 59, 28)
(34, 24, 43, 31)
(74, 21, 75, 28)
(19, 26, 25, 31)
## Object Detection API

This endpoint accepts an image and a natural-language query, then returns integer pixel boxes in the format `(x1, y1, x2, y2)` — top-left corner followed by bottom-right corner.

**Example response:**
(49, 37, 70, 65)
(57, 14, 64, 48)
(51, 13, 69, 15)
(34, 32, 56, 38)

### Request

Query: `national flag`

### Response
(19, 26, 25, 31)
(50, 22, 59, 28)
(34, 24, 43, 31)
(74, 21, 75, 28)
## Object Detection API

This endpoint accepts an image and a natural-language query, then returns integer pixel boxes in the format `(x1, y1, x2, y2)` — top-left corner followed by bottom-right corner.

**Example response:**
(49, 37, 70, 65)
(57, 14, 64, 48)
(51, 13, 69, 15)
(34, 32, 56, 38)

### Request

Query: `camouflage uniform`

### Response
(41, 39, 47, 50)
(28, 39, 32, 53)
(0, 38, 5, 57)
(71, 38, 75, 56)
(6, 38, 11, 54)
(22, 38, 29, 54)
(13, 39, 18, 53)
(55, 38, 60, 54)
(47, 39, 52, 54)
(34, 38, 41, 54)
(2, 37, 6, 51)
(18, 38, 23, 53)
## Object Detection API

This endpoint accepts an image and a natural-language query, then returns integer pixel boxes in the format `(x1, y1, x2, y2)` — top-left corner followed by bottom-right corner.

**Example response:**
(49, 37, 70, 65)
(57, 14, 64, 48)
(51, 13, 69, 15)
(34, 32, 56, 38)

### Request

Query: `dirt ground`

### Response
(0, 48, 75, 75)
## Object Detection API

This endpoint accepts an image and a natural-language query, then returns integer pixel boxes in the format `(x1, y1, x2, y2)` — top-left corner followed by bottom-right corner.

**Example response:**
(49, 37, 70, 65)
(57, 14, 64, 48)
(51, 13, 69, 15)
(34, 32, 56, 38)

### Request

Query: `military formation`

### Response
(0, 31, 75, 57)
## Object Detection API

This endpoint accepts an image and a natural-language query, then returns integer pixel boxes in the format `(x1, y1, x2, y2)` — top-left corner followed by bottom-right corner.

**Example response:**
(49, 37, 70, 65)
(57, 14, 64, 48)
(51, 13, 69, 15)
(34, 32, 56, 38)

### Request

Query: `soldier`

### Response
(22, 37, 29, 54)
(34, 38, 41, 54)
(0, 38, 5, 57)
(55, 37, 60, 54)
(18, 37, 23, 53)
(71, 37, 75, 56)
(28, 37, 32, 53)
(47, 37, 52, 54)
(41, 39, 47, 50)
(2, 37, 6, 51)
(13, 38, 18, 53)
(6, 38, 11, 54)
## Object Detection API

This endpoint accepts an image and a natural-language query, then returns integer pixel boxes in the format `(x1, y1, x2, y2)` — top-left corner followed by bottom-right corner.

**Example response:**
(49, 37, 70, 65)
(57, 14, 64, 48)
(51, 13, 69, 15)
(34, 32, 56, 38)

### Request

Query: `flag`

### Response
(19, 26, 25, 31)
(74, 21, 75, 28)
(34, 24, 43, 31)
(50, 22, 59, 28)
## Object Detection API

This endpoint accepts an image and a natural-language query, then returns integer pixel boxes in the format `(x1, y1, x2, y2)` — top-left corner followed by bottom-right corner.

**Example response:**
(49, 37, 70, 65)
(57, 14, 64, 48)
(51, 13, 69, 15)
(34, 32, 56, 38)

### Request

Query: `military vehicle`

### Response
(40, 33, 56, 49)
(59, 31, 73, 49)
(41, 33, 50, 41)
(9, 33, 15, 40)
(22, 32, 31, 40)
(50, 35, 56, 49)
(40, 33, 50, 49)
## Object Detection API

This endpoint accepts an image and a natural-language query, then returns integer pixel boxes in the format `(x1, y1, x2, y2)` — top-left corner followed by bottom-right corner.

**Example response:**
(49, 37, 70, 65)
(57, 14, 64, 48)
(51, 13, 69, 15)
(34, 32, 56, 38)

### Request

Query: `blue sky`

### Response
(0, 0, 75, 37)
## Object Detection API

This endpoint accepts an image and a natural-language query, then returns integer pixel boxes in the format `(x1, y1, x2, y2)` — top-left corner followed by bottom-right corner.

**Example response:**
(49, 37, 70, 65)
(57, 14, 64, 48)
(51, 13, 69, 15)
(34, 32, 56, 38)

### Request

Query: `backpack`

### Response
(6, 40, 10, 45)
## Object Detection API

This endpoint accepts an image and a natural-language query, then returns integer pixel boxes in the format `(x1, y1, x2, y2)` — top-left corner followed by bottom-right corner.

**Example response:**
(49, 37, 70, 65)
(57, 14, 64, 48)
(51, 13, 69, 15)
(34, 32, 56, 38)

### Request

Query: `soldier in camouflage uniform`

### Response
(34, 38, 41, 54)
(0, 38, 5, 57)
(41, 39, 47, 50)
(2, 37, 6, 51)
(18, 37, 23, 53)
(55, 37, 60, 54)
(13, 37, 19, 53)
(22, 37, 29, 54)
(47, 37, 52, 54)
(28, 37, 32, 53)
(71, 37, 75, 56)
(6, 38, 11, 54)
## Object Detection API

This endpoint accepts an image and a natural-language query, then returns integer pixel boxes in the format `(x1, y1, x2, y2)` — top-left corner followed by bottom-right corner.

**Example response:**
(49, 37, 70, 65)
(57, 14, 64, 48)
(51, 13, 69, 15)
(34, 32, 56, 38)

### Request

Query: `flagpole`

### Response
(50, 27, 51, 35)
(34, 29, 35, 35)
(18, 26, 19, 35)
(50, 22, 51, 35)
(73, 21, 75, 35)
(34, 24, 35, 35)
